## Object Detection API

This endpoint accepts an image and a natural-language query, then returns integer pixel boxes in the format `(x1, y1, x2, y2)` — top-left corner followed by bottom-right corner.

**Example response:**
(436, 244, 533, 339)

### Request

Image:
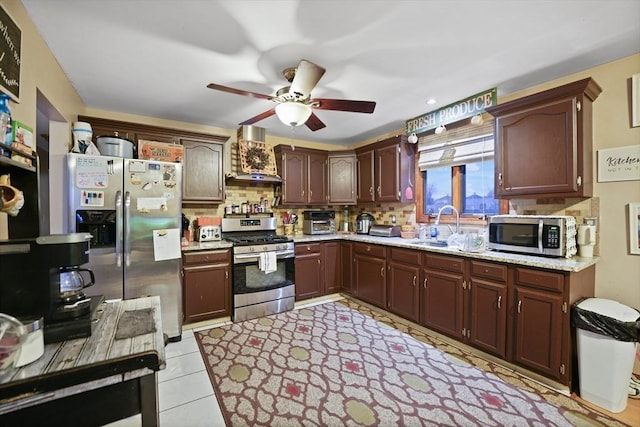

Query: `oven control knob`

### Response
(263, 245, 268, 251)
(249, 247, 255, 252)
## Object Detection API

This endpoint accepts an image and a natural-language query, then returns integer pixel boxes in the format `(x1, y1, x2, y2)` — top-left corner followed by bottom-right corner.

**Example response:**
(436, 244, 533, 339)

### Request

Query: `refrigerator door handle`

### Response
(115, 190, 123, 267)
(124, 191, 132, 267)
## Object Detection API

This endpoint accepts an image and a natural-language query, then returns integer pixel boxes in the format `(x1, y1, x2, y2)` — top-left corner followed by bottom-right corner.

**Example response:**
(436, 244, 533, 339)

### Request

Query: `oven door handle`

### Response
(234, 251, 295, 263)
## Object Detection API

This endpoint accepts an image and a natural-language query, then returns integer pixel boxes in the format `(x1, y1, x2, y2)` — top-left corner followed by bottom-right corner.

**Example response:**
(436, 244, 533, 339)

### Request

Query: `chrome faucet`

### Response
(435, 205, 460, 235)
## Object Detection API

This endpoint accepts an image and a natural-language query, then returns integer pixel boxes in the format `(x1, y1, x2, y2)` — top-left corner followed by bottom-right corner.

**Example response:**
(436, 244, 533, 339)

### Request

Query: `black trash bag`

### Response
(571, 298, 640, 342)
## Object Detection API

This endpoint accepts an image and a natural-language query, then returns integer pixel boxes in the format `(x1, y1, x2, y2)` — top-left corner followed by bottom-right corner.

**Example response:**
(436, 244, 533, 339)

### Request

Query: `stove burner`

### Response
(225, 234, 292, 246)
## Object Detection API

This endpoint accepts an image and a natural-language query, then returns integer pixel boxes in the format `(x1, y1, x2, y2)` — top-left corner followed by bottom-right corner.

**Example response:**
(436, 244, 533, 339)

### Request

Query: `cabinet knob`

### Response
(377, 185, 381, 196)
(498, 172, 503, 187)
(380, 267, 384, 276)
(412, 275, 417, 286)
(423, 278, 427, 289)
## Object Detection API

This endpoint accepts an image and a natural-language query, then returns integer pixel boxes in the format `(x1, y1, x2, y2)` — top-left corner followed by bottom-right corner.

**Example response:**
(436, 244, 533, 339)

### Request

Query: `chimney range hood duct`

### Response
(227, 125, 282, 183)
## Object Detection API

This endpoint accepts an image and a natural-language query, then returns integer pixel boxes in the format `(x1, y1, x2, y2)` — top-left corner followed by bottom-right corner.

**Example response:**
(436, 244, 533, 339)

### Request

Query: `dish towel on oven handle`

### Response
(259, 251, 277, 274)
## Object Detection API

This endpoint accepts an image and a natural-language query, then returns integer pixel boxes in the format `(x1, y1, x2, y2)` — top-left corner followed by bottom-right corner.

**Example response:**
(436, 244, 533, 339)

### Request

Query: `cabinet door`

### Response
(294, 252, 322, 300)
(421, 269, 464, 339)
(328, 154, 357, 204)
(354, 254, 386, 308)
(376, 144, 399, 202)
(387, 261, 420, 323)
(495, 98, 579, 197)
(322, 242, 341, 294)
(281, 150, 307, 204)
(340, 242, 353, 294)
(307, 151, 327, 204)
(182, 139, 224, 202)
(182, 264, 230, 323)
(469, 278, 507, 358)
(356, 150, 375, 202)
(513, 286, 563, 380)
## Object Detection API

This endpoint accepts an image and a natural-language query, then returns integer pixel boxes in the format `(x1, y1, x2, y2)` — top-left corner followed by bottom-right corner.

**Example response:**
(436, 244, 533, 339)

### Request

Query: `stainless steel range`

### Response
(222, 216, 295, 322)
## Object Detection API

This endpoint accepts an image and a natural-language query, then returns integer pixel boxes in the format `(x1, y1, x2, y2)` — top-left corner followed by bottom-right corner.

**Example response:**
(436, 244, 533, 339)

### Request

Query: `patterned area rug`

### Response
(195, 300, 627, 426)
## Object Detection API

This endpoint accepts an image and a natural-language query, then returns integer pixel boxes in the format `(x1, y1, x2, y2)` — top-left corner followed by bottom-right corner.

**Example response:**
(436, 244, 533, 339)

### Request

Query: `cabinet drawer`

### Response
(353, 243, 386, 258)
(516, 267, 564, 293)
(390, 247, 421, 265)
(183, 250, 230, 266)
(424, 253, 464, 273)
(470, 261, 508, 283)
(295, 243, 322, 255)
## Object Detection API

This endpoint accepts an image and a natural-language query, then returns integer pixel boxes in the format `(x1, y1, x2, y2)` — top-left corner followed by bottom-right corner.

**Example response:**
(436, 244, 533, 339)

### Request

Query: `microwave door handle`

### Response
(115, 190, 123, 267)
(124, 191, 131, 267)
(538, 220, 544, 252)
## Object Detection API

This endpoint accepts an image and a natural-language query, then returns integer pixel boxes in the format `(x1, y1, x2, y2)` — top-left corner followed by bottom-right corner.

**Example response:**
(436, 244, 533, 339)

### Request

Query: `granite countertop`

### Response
(182, 240, 233, 252)
(288, 233, 598, 273)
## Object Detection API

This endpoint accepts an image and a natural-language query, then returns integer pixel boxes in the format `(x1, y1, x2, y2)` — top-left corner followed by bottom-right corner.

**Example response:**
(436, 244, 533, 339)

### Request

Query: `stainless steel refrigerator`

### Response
(65, 153, 183, 340)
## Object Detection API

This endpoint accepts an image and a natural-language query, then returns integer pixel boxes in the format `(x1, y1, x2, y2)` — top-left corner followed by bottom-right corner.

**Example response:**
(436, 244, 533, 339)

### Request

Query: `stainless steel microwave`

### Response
(488, 215, 575, 257)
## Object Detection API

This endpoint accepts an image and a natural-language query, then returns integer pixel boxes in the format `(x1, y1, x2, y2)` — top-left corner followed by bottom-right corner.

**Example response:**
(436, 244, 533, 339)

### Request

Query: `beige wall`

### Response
(6, 1, 639, 306)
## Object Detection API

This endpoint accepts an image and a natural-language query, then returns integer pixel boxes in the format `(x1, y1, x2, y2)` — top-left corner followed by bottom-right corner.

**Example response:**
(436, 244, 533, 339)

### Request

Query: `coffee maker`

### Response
(0, 233, 103, 343)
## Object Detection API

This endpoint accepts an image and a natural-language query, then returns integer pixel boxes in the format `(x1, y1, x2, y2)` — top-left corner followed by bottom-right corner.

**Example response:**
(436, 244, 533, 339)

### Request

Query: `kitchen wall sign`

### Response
(406, 88, 496, 135)
(597, 144, 640, 182)
(0, 5, 21, 102)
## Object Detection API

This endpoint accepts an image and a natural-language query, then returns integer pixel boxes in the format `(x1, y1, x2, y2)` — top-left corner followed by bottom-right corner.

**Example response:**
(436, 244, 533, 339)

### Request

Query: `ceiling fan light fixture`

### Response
(275, 102, 312, 127)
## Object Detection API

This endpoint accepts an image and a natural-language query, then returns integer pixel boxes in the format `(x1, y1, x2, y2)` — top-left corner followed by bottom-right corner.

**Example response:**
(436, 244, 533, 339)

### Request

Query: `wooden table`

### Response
(0, 296, 166, 426)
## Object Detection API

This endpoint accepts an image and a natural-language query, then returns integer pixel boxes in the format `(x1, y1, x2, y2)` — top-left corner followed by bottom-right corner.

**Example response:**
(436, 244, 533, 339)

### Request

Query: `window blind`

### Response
(417, 120, 494, 171)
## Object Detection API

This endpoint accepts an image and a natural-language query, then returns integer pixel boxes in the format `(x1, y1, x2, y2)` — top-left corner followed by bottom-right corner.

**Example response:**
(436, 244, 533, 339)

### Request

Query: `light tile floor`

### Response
(106, 325, 229, 427)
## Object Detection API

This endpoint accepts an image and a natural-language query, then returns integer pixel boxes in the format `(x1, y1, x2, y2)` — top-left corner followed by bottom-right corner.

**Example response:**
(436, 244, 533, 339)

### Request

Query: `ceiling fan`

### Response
(207, 59, 376, 131)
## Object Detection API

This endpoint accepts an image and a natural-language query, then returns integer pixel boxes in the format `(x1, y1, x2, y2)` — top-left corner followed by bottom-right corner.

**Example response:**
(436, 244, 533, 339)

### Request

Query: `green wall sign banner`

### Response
(406, 88, 497, 135)
(0, 5, 21, 102)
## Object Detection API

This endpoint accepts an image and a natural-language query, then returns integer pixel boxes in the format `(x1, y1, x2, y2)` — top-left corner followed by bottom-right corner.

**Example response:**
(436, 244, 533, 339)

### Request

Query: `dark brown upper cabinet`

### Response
(356, 135, 415, 204)
(486, 78, 601, 199)
(274, 145, 327, 206)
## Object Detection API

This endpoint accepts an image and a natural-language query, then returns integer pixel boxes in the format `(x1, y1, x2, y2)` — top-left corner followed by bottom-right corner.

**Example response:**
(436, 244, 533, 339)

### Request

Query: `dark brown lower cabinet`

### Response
(182, 249, 231, 324)
(387, 248, 420, 323)
(353, 243, 387, 308)
(513, 282, 564, 382)
(295, 243, 322, 300)
(468, 261, 509, 358)
(322, 242, 341, 294)
(420, 253, 465, 340)
(469, 278, 508, 358)
(340, 242, 354, 295)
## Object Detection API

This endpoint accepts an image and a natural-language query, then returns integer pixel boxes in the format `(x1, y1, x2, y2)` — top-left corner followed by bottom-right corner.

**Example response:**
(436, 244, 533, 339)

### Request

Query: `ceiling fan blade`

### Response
(239, 108, 276, 125)
(207, 83, 273, 100)
(313, 98, 376, 114)
(305, 113, 326, 132)
(289, 60, 326, 98)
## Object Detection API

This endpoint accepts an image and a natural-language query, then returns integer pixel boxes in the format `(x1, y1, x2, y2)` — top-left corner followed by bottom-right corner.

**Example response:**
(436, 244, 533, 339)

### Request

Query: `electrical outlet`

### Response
(584, 217, 598, 227)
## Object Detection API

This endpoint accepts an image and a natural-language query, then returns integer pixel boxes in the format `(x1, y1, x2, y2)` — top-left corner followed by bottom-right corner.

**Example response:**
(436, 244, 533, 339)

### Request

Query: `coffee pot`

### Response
(58, 267, 95, 304)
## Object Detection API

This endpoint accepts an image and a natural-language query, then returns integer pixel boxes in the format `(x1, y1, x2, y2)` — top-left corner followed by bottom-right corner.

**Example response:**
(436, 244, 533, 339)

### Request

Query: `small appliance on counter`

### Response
(0, 233, 104, 344)
(369, 224, 402, 237)
(356, 213, 375, 234)
(577, 223, 596, 257)
(488, 215, 577, 258)
(302, 210, 336, 235)
(196, 225, 221, 242)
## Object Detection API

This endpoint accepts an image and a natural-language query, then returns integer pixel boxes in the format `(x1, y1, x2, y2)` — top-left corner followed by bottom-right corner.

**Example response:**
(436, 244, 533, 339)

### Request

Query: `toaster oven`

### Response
(302, 210, 336, 235)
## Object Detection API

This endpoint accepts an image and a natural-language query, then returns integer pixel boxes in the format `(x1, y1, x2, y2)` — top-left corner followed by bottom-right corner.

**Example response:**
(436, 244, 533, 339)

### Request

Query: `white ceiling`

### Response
(21, 0, 640, 146)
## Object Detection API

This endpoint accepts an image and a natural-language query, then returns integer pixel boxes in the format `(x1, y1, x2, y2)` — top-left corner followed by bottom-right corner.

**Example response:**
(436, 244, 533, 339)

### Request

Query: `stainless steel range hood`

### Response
(226, 125, 282, 183)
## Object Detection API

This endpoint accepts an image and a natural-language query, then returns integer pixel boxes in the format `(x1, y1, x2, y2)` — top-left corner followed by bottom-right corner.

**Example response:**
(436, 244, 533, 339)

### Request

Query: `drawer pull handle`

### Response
(423, 278, 427, 289)
(412, 275, 417, 286)
(497, 295, 502, 309)
(517, 300, 522, 313)
(380, 267, 384, 277)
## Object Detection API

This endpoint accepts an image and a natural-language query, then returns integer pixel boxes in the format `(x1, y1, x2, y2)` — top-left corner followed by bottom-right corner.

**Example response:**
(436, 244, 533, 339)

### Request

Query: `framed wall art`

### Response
(0, 5, 22, 102)
(629, 203, 640, 255)
(597, 144, 640, 182)
(633, 73, 640, 128)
